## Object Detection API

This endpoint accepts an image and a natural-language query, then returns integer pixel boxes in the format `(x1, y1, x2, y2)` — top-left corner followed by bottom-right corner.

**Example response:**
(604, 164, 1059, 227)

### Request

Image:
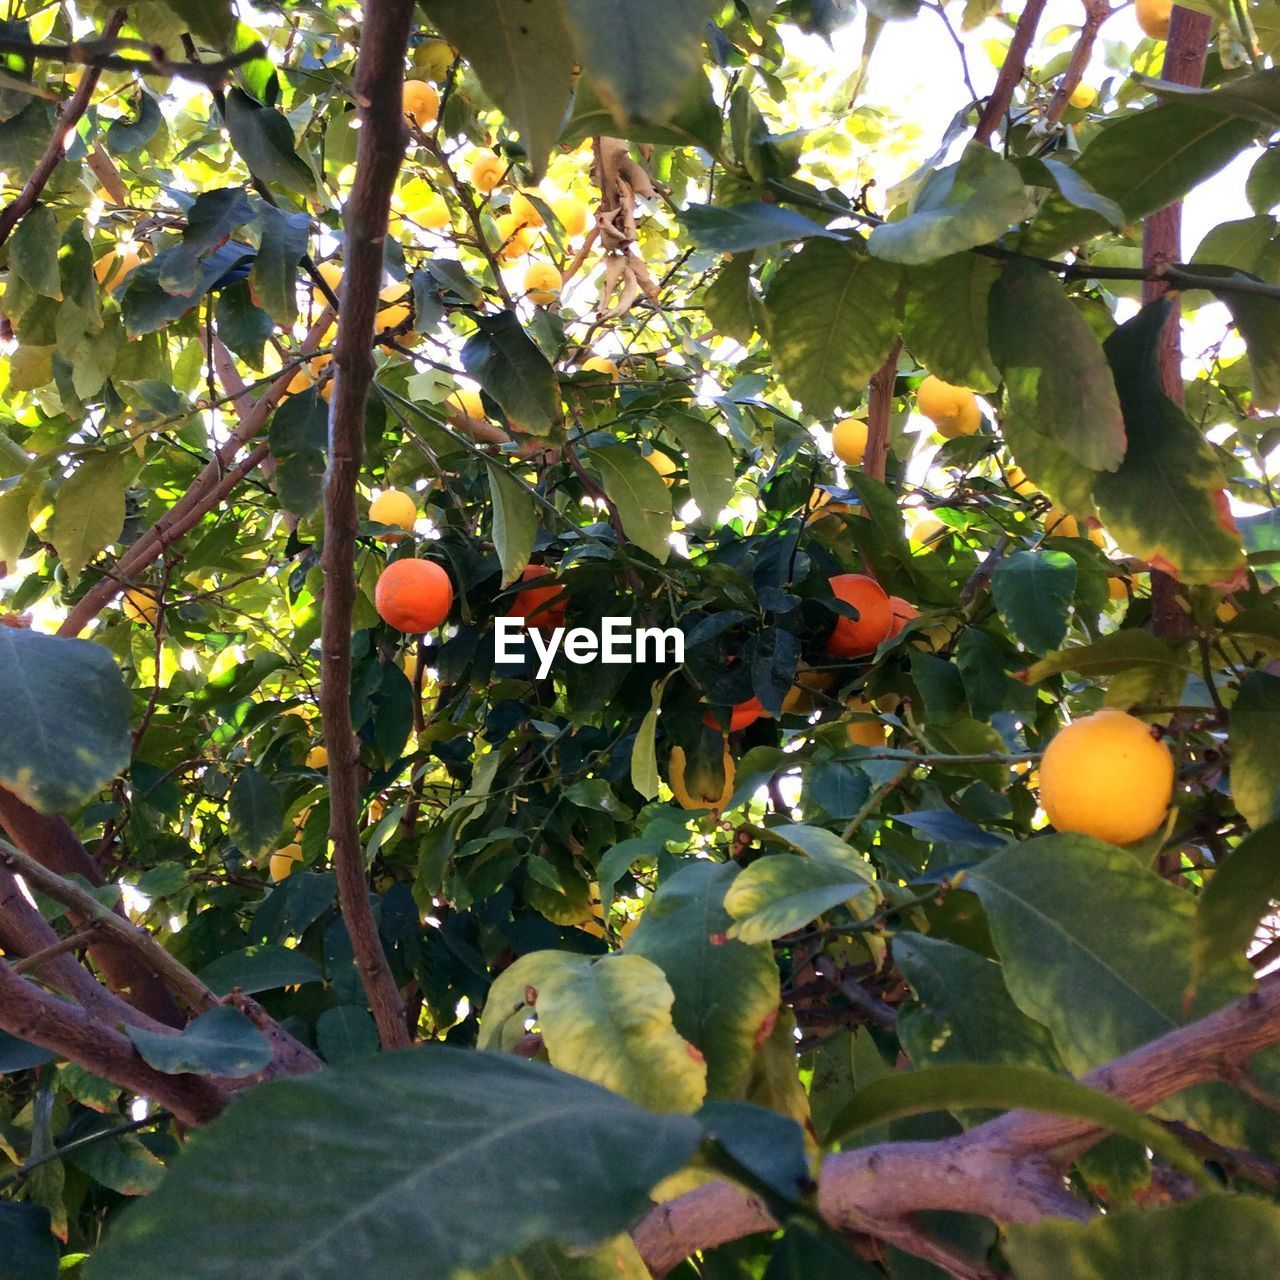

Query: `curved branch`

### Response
(973, 0, 1048, 144)
(319, 0, 416, 1052)
(632, 973, 1280, 1275)
(1042, 0, 1114, 132)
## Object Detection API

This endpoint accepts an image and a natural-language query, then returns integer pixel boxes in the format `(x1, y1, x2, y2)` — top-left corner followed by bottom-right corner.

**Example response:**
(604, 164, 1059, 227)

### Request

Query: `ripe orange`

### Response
(375, 558, 453, 633)
(581, 356, 618, 377)
(886, 595, 919, 637)
(471, 153, 507, 193)
(306, 746, 328, 769)
(270, 843, 303, 882)
(508, 565, 566, 632)
(831, 417, 869, 466)
(552, 195, 590, 237)
(780, 664, 836, 715)
(1039, 707, 1174, 845)
(509, 191, 544, 228)
(703, 696, 767, 733)
(647, 450, 678, 487)
(1136, 0, 1172, 38)
(846, 696, 888, 748)
(825, 574, 893, 658)
(122, 587, 160, 626)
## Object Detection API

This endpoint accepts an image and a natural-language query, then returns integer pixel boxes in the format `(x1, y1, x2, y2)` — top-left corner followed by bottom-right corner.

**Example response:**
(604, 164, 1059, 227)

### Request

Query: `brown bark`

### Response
(863, 341, 901, 482)
(973, 0, 1048, 144)
(1041, 0, 1112, 132)
(319, 0, 416, 1053)
(633, 972, 1280, 1275)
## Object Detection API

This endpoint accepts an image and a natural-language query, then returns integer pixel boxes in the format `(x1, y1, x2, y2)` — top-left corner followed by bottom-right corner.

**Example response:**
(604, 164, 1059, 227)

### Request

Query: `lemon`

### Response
(270, 843, 304, 882)
(450, 388, 487, 420)
(832, 417, 869, 466)
(1136, 0, 1172, 39)
(523, 262, 562, 305)
(122, 587, 159, 626)
(402, 80, 439, 128)
(647, 450, 678, 487)
(1039, 707, 1174, 845)
(94, 246, 142, 292)
(306, 746, 328, 769)
(509, 191, 544, 228)
(369, 489, 418, 538)
(414, 37, 456, 82)
(581, 356, 618, 377)
(495, 213, 533, 260)
(846, 696, 888, 748)
(917, 375, 982, 437)
(470, 153, 506, 193)
(1069, 83, 1097, 109)
(669, 744, 735, 813)
(552, 194, 590, 237)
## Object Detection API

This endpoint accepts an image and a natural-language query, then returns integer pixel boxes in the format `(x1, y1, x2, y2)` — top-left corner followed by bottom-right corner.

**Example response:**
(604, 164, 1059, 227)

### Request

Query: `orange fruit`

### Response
(495, 213, 533, 260)
(402, 80, 439, 127)
(1136, 0, 1172, 38)
(552, 195, 590, 237)
(523, 262, 562, 305)
(1039, 708, 1174, 845)
(122, 587, 159, 626)
(831, 417, 869, 466)
(647, 450, 678, 487)
(780, 664, 836, 715)
(846, 696, 888, 748)
(702, 696, 767, 733)
(509, 191, 544, 228)
(669, 744, 736, 813)
(94, 246, 142, 292)
(368, 489, 418, 539)
(825, 574, 893, 658)
(306, 746, 328, 769)
(471, 153, 507, 193)
(508, 565, 566, 633)
(886, 595, 919, 637)
(581, 356, 618, 377)
(270, 844, 303, 882)
(375, 559, 454, 633)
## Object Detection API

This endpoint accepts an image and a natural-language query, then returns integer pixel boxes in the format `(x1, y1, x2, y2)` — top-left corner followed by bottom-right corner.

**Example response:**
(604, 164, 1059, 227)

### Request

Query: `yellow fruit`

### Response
(510, 191, 544, 228)
(316, 261, 344, 293)
(552, 194, 590, 237)
(524, 262, 562, 305)
(306, 746, 328, 769)
(495, 213, 533, 260)
(270, 843, 304, 882)
(369, 489, 418, 538)
(377, 283, 411, 331)
(449, 387, 487, 420)
(917, 375, 982, 437)
(1216, 599, 1238, 624)
(402, 650, 420, 682)
(669, 744, 735, 813)
(781, 664, 836, 715)
(398, 180, 450, 229)
(1007, 465, 1039, 497)
(94, 246, 142, 292)
(287, 352, 334, 399)
(647, 450, 678, 487)
(908, 515, 946, 547)
(1045, 506, 1082, 539)
(402, 80, 439, 128)
(581, 356, 618, 377)
(1039, 707, 1174, 846)
(1108, 576, 1131, 602)
(471, 153, 507, 193)
(1069, 83, 1097, 109)
(832, 417, 869, 466)
(122, 587, 159, 626)
(846, 697, 888, 748)
(1136, 0, 1172, 39)
(414, 37, 455, 82)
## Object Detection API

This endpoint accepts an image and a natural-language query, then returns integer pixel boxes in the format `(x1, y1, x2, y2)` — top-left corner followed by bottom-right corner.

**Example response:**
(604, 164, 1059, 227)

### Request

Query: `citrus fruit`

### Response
(450, 387, 486, 420)
(270, 843, 304, 882)
(581, 356, 618, 377)
(369, 489, 418, 539)
(832, 417, 869, 466)
(94, 246, 142, 292)
(524, 262, 561, 305)
(470, 153, 506, 193)
(1069, 83, 1097, 109)
(780, 664, 836, 715)
(552, 194, 590, 237)
(509, 565, 566, 632)
(917, 375, 982, 437)
(402, 80, 439, 127)
(122, 587, 159, 626)
(846, 696, 888, 748)
(648, 450, 678, 487)
(669, 744, 736, 813)
(414, 37, 455, 82)
(887, 595, 919, 637)
(1006, 465, 1039, 496)
(495, 213, 533, 260)
(509, 191, 544, 228)
(306, 745, 328, 769)
(1039, 707, 1174, 845)
(703, 696, 767, 733)
(1136, 0, 1172, 38)
(375, 558, 454, 633)
(825, 574, 893, 658)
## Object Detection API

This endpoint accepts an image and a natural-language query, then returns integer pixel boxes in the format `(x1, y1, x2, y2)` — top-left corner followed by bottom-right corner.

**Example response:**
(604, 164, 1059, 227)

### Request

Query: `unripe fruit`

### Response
(825, 574, 893, 658)
(508, 565, 566, 633)
(523, 262, 562, 305)
(917, 375, 982, 437)
(846, 696, 888, 748)
(1108, 576, 1131, 602)
(647, 450, 678, 487)
(122, 587, 159, 626)
(832, 417, 869, 466)
(703, 696, 766, 733)
(369, 489, 418, 539)
(1039, 707, 1174, 845)
(306, 746, 328, 769)
(270, 843, 303, 882)
(1136, 0, 1172, 39)
(414, 37, 456, 82)
(375, 559, 454, 634)
(1069, 83, 1097, 109)
(402, 80, 439, 128)
(552, 194, 590, 237)
(581, 356, 618, 377)
(669, 744, 735, 813)
(470, 153, 507, 193)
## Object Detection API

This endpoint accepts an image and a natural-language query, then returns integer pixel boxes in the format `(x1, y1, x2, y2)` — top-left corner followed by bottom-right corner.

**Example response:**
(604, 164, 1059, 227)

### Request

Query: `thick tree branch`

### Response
(973, 0, 1048, 144)
(0, 959, 229, 1127)
(632, 973, 1280, 1276)
(0, 9, 126, 251)
(319, 0, 416, 1053)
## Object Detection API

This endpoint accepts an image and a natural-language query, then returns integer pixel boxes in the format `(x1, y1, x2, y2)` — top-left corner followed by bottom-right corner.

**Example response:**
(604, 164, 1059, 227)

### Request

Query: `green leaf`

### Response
(630, 677, 665, 800)
(1094, 301, 1246, 585)
(988, 262, 1126, 474)
(902, 253, 1000, 392)
(1025, 156, 1125, 230)
(104, 89, 163, 154)
(423, 0, 575, 181)
(482, 952, 707, 1112)
(461, 312, 559, 436)
(1229, 671, 1280, 830)
(723, 854, 876, 944)
(826, 1064, 1205, 1183)
(252, 203, 310, 327)
(764, 1220, 882, 1280)
(668, 412, 734, 523)
(487, 464, 536, 588)
(0, 1203, 58, 1280)
(472, 1237, 651, 1280)
(764, 821, 877, 877)
(591, 445, 673, 563)
(65, 1123, 165, 1197)
(1246, 146, 1280, 212)
(561, 72, 723, 151)
(223, 88, 314, 198)
(680, 202, 844, 253)
(48, 452, 124, 584)
(1193, 820, 1280, 985)
(626, 861, 781, 1099)
(1023, 103, 1261, 256)
(215, 281, 274, 369)
(161, 0, 237, 44)
(560, 0, 714, 128)
(1020, 629, 1194, 683)
(227, 767, 284, 859)
(127, 1007, 272, 1078)
(158, 187, 255, 296)
(198, 943, 324, 996)
(1135, 67, 1280, 127)
(87, 1048, 702, 1280)
(1005, 1195, 1280, 1280)
(701, 252, 760, 345)
(11, 204, 62, 299)
(0, 629, 130, 815)
(0, 476, 36, 568)
(991, 550, 1077, 653)
(765, 239, 901, 417)
(869, 145, 1035, 264)
(1218, 284, 1280, 412)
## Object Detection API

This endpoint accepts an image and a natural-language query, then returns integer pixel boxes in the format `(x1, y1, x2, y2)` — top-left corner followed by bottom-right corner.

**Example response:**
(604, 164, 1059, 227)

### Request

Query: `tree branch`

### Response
(973, 0, 1048, 144)
(0, 33, 266, 88)
(0, 9, 126, 252)
(863, 340, 901, 483)
(319, 0, 416, 1053)
(1041, 0, 1113, 132)
(632, 973, 1280, 1275)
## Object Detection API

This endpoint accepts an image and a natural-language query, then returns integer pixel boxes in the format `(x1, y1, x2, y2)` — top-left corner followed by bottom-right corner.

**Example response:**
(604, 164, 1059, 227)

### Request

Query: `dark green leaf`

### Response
(315, 1006, 380, 1064)
(215, 281, 274, 369)
(0, 1203, 57, 1280)
(561, 73, 722, 151)
(487, 464, 537, 588)
(699, 1100, 809, 1205)
(702, 252, 760, 344)
(1193, 820, 1280, 985)
(48, 452, 125, 584)
(11, 204, 61, 299)
(0, 1029, 56, 1074)
(227, 767, 284, 859)
(104, 90, 163, 153)
(223, 88, 314, 198)
(127, 1007, 272, 1078)
(1229, 671, 1280, 830)
(198, 943, 324, 996)
(991, 550, 1077, 653)
(252, 203, 310, 327)
(1218, 284, 1280, 412)
(680, 202, 843, 253)
(668, 412, 735, 524)
(461, 312, 559, 435)
(591, 445, 673, 563)
(902, 253, 1000, 391)
(158, 187, 255, 296)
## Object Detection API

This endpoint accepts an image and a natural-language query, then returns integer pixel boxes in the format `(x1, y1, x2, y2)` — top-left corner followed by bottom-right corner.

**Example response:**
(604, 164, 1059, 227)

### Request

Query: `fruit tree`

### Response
(2, 0, 1280, 1277)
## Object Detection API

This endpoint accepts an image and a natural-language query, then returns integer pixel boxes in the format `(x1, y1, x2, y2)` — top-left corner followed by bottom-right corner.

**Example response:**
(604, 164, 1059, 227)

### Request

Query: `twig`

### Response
(12, 925, 100, 975)
(0, 1111, 169, 1190)
(320, 0, 416, 1053)
(0, 9, 127, 251)
(1042, 0, 1113, 132)
(973, 0, 1048, 144)
(0, 33, 265, 88)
